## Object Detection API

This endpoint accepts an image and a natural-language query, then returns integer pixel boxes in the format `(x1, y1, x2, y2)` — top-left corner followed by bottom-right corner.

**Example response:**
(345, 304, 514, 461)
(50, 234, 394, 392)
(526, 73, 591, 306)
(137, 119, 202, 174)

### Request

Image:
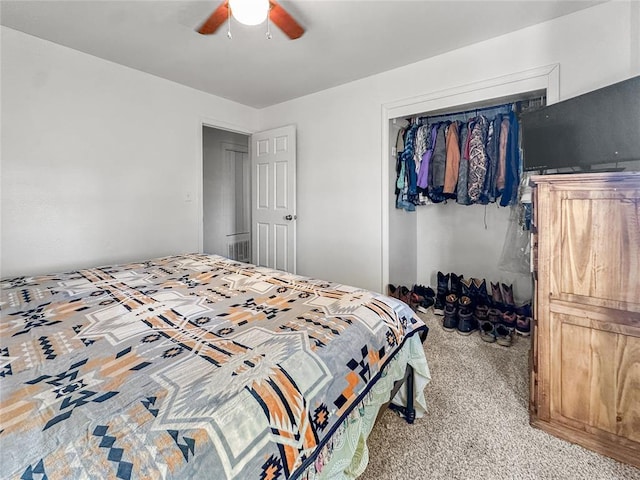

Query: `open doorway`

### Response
(202, 126, 251, 261)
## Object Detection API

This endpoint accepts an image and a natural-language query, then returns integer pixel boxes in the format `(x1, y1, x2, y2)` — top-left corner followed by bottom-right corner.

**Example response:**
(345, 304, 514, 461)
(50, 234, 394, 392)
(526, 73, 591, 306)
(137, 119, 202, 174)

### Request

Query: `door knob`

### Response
(284, 215, 296, 221)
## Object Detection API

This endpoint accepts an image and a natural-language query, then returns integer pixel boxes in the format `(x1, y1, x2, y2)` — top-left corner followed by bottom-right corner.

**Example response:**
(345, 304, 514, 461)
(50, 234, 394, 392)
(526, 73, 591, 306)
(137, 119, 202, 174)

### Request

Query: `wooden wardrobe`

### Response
(529, 172, 640, 468)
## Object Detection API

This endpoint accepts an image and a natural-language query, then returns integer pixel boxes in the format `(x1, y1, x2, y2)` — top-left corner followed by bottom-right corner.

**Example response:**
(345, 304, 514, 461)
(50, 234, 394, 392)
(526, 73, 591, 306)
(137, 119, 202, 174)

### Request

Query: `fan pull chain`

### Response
(266, 12, 272, 39)
(227, 5, 232, 39)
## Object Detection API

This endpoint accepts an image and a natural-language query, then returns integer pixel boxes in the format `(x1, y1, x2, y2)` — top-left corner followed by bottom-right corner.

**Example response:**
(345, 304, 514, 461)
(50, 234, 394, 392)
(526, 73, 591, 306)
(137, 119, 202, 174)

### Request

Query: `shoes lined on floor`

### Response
(428, 271, 533, 347)
(387, 273, 532, 347)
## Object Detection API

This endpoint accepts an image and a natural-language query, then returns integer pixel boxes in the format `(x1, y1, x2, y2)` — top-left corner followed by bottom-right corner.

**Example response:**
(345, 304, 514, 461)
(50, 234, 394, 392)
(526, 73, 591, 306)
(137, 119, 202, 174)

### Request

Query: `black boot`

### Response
(449, 273, 462, 296)
(434, 271, 449, 316)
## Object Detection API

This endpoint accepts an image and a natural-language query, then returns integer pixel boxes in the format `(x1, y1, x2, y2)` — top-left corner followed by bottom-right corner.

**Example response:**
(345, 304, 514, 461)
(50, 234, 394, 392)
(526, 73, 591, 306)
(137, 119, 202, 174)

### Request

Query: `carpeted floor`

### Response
(360, 312, 640, 480)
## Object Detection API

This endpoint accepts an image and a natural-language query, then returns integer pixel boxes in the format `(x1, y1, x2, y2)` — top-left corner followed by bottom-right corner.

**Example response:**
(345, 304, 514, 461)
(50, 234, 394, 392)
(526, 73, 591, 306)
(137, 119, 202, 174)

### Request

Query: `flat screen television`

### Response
(521, 75, 640, 172)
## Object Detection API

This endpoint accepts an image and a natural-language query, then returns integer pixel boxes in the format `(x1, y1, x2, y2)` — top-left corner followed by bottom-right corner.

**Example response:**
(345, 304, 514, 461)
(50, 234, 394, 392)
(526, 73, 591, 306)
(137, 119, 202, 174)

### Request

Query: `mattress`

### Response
(0, 254, 428, 479)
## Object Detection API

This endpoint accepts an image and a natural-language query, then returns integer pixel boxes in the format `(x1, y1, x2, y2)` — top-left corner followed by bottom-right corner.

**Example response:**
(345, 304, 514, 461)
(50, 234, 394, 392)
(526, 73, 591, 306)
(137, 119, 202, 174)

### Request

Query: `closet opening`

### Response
(202, 126, 251, 262)
(388, 90, 546, 307)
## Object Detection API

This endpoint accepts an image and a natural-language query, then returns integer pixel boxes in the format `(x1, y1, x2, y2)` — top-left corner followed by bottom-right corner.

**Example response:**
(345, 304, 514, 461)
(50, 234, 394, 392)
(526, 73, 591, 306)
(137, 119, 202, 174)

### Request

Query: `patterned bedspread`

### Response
(0, 254, 426, 479)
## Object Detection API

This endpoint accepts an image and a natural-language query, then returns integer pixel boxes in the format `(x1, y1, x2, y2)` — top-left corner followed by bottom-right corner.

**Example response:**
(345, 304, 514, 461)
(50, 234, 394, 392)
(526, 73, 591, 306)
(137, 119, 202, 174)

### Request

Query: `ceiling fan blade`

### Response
(197, 2, 229, 35)
(269, 0, 304, 39)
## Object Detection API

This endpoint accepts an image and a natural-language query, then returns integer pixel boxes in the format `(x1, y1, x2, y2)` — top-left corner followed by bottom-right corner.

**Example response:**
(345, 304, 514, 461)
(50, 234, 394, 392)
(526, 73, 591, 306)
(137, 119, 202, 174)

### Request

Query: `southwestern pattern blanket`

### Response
(0, 254, 426, 479)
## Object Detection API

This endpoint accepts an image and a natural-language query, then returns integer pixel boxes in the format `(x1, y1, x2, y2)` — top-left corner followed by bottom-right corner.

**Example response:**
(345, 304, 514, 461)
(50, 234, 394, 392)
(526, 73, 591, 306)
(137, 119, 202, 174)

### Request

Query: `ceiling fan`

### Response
(197, 0, 305, 40)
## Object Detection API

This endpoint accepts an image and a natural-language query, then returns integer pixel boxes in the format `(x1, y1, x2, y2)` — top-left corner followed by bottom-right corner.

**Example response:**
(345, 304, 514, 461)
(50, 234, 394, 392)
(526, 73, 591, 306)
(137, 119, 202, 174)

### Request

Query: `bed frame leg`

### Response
(387, 364, 416, 423)
(387, 327, 428, 424)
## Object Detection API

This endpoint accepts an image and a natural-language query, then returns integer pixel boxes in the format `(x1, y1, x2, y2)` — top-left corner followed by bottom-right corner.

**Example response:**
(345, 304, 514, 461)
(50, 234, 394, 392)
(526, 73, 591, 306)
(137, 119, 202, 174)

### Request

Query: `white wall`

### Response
(258, 1, 640, 293)
(202, 127, 249, 256)
(1, 27, 258, 277)
(416, 203, 527, 300)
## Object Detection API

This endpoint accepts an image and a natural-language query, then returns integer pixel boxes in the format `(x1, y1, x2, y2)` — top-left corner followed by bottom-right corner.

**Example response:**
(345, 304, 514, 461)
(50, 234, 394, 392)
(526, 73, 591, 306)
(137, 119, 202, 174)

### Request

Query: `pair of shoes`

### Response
(434, 272, 465, 315)
(413, 284, 435, 313)
(490, 282, 515, 311)
(476, 305, 524, 347)
(442, 294, 477, 335)
(387, 284, 420, 312)
(460, 277, 491, 307)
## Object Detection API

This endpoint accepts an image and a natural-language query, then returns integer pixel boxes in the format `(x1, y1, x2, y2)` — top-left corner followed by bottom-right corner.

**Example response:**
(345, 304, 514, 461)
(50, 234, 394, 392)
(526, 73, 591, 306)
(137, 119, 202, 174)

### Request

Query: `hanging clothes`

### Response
(394, 100, 528, 211)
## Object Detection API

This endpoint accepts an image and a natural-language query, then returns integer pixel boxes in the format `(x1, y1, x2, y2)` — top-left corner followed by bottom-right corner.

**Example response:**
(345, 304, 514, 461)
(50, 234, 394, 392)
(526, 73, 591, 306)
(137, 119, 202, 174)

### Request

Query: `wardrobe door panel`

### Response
(551, 314, 617, 433)
(556, 192, 640, 312)
(550, 308, 640, 439)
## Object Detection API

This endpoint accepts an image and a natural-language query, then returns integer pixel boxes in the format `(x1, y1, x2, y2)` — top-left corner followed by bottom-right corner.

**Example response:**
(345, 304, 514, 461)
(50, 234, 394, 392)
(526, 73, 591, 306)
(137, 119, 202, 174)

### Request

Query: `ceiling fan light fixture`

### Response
(229, 0, 270, 26)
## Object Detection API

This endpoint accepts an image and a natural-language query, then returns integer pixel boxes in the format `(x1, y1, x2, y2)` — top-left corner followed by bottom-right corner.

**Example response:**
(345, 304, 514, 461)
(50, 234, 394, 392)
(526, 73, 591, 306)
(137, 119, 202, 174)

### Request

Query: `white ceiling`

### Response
(1, 0, 603, 108)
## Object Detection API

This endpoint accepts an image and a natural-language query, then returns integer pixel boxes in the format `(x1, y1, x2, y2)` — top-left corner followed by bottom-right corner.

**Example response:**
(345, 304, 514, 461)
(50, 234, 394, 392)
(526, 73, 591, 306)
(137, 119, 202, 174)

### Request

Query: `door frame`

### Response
(197, 117, 253, 254)
(380, 64, 560, 293)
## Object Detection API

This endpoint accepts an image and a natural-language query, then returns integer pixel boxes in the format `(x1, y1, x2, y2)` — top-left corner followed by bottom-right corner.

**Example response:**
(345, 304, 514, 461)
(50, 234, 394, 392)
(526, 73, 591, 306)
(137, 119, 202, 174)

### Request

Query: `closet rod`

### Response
(417, 101, 513, 124)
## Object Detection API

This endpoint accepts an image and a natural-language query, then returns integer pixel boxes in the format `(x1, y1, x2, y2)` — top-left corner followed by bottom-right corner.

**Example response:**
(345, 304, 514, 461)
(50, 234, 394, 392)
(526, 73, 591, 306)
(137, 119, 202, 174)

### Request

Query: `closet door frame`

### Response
(379, 63, 560, 293)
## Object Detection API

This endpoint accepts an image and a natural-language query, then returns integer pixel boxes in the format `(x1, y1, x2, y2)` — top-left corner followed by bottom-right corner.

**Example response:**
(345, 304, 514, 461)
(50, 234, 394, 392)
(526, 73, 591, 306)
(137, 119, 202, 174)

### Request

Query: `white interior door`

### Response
(251, 125, 296, 272)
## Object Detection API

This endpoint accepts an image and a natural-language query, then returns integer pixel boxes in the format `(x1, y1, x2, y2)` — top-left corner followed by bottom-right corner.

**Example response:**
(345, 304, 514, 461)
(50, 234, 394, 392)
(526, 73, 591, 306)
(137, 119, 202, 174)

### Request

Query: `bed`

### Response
(0, 253, 430, 479)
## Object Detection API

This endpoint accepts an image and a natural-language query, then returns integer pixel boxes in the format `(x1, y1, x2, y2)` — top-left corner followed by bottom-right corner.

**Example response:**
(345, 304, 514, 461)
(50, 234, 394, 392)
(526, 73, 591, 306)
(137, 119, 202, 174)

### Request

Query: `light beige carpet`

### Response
(360, 312, 640, 480)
